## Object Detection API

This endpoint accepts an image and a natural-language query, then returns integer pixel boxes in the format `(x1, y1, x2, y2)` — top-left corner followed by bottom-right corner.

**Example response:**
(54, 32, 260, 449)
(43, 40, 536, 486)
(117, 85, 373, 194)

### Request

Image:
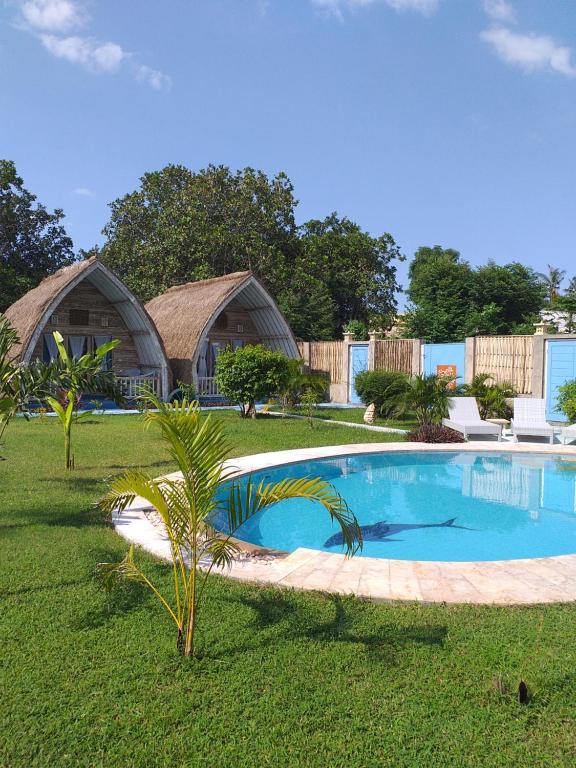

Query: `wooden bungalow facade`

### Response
(145, 271, 300, 397)
(5, 258, 170, 400)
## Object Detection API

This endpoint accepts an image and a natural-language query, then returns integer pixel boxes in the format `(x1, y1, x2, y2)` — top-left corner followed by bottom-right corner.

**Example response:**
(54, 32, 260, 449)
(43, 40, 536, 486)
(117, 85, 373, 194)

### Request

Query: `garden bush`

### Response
(354, 369, 410, 418)
(215, 344, 292, 417)
(557, 380, 576, 423)
(406, 424, 465, 443)
(461, 373, 514, 419)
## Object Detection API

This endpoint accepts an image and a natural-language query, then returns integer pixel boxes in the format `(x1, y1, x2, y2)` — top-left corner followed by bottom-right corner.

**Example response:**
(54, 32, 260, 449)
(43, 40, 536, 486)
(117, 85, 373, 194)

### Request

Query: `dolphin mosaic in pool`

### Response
(323, 518, 472, 548)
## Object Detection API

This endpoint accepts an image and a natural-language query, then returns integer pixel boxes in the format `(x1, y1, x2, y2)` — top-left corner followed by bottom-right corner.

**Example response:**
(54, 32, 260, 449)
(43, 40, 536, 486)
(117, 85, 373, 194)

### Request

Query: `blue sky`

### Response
(2, 0, 576, 297)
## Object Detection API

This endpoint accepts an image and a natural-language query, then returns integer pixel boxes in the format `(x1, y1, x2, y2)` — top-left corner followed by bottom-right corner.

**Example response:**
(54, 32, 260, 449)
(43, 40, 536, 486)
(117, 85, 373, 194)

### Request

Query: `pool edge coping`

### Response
(112, 441, 576, 605)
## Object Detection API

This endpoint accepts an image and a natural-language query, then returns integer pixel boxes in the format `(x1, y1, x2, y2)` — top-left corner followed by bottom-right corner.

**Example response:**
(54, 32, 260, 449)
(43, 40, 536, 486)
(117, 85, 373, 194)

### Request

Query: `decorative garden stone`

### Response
(364, 403, 376, 424)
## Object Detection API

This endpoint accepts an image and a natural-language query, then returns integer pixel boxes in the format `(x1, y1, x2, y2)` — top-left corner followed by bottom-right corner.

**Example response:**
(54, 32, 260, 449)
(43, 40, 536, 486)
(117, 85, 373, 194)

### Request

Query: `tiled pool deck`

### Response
(113, 441, 576, 605)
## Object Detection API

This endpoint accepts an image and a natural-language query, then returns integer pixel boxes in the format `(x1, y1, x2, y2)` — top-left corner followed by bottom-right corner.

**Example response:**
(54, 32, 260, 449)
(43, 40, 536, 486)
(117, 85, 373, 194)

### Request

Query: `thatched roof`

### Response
(5, 258, 97, 361)
(145, 271, 299, 382)
(4, 257, 171, 397)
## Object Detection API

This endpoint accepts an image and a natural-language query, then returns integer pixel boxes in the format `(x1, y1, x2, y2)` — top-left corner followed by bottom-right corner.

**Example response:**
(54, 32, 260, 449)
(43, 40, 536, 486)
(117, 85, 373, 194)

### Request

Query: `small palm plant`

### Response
(461, 374, 514, 420)
(45, 331, 120, 469)
(98, 393, 362, 658)
(404, 374, 456, 426)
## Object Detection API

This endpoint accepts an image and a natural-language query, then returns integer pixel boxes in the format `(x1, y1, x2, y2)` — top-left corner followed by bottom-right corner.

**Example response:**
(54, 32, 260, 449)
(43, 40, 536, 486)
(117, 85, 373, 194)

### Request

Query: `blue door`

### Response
(422, 342, 466, 385)
(349, 344, 369, 404)
(545, 340, 576, 421)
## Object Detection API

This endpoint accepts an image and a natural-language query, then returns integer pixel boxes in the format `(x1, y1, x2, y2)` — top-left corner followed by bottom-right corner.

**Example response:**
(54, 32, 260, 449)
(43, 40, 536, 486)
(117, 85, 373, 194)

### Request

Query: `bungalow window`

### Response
(42, 333, 58, 362)
(68, 336, 87, 359)
(94, 335, 113, 371)
(69, 308, 89, 326)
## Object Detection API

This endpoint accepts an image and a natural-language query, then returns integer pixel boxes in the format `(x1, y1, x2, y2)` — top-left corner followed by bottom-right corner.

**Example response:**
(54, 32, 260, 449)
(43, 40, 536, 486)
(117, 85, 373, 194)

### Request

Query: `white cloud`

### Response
(482, 0, 516, 24)
(16, 0, 171, 89)
(40, 34, 126, 72)
(481, 27, 576, 77)
(21, 0, 84, 33)
(136, 64, 172, 91)
(74, 187, 94, 196)
(312, 0, 439, 18)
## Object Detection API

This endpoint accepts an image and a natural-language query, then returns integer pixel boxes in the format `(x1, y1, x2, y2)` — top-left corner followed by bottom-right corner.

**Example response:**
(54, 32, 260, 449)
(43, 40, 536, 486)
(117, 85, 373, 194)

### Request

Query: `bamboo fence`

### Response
(473, 335, 533, 394)
(374, 340, 414, 374)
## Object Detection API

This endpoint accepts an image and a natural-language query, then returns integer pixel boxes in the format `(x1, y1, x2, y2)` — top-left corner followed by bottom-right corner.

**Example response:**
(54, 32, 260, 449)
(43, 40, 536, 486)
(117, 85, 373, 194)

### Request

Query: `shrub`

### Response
(461, 374, 514, 420)
(354, 370, 410, 418)
(280, 358, 329, 407)
(215, 344, 292, 418)
(557, 380, 576, 423)
(407, 424, 465, 443)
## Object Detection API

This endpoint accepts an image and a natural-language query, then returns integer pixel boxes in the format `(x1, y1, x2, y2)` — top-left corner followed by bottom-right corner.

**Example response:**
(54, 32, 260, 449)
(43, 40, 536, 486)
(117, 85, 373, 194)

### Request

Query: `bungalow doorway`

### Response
(348, 344, 369, 404)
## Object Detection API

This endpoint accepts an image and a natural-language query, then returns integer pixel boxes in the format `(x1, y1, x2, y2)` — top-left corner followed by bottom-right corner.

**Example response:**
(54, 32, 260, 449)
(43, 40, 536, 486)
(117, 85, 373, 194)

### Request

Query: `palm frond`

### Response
(226, 476, 363, 556)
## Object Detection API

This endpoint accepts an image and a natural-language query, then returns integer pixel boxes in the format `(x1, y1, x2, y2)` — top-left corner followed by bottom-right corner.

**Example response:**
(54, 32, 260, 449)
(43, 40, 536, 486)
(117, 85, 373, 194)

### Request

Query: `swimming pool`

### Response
(213, 451, 576, 562)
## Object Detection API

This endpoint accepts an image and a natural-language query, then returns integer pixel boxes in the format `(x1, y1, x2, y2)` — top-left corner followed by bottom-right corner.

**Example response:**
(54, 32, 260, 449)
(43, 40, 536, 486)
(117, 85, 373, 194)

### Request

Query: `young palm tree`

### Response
(98, 394, 362, 658)
(461, 373, 514, 420)
(537, 264, 566, 305)
(404, 374, 456, 426)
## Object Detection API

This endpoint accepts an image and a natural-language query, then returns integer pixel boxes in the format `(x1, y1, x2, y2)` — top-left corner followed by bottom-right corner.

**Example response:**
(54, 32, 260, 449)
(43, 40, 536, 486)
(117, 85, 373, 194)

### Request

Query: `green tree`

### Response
(404, 247, 546, 341)
(98, 395, 362, 657)
(215, 344, 291, 417)
(537, 264, 566, 306)
(101, 164, 298, 303)
(0, 160, 74, 311)
(404, 247, 474, 341)
(298, 214, 401, 336)
(100, 167, 402, 340)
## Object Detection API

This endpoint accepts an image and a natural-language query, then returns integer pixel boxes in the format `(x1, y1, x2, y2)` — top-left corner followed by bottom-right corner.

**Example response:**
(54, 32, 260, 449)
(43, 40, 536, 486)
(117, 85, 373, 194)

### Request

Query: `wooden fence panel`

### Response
(374, 340, 413, 374)
(474, 336, 533, 394)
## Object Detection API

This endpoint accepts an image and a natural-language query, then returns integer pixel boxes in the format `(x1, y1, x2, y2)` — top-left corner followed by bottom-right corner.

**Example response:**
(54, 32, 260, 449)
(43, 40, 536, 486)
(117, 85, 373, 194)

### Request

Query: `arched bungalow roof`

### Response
(4, 257, 170, 397)
(145, 271, 299, 382)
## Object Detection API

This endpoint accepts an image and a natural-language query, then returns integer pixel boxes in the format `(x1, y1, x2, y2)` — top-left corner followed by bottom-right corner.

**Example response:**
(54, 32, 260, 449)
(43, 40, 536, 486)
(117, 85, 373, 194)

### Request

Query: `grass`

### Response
(1, 413, 576, 767)
(283, 405, 419, 431)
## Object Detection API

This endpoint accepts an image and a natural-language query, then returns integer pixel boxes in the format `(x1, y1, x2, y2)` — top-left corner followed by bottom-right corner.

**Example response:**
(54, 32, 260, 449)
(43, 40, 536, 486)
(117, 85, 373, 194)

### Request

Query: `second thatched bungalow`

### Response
(145, 271, 300, 398)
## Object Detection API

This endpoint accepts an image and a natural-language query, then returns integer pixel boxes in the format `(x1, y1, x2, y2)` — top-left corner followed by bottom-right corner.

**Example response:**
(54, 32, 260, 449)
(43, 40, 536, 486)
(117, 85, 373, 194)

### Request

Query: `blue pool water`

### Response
(213, 452, 576, 562)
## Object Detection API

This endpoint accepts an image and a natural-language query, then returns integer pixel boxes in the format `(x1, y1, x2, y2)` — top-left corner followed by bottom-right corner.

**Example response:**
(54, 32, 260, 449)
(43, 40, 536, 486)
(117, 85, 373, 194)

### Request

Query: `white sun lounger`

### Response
(561, 424, 576, 445)
(442, 397, 502, 441)
(511, 398, 555, 444)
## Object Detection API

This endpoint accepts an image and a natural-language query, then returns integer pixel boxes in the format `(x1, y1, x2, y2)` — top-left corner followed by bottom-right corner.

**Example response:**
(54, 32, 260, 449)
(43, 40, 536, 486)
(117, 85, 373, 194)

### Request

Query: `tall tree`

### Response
(100, 165, 402, 339)
(297, 214, 402, 336)
(404, 247, 474, 342)
(0, 160, 74, 311)
(537, 264, 566, 305)
(101, 164, 298, 302)
(404, 246, 547, 341)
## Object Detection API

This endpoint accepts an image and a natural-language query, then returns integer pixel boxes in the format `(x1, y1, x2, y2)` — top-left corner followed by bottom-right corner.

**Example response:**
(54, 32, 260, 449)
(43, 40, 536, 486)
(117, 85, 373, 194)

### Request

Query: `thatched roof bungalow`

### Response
(5, 258, 170, 400)
(145, 271, 299, 393)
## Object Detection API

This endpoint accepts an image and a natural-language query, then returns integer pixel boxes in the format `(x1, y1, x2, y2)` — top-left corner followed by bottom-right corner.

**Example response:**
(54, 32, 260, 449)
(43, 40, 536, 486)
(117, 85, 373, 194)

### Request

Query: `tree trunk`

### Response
(64, 425, 72, 470)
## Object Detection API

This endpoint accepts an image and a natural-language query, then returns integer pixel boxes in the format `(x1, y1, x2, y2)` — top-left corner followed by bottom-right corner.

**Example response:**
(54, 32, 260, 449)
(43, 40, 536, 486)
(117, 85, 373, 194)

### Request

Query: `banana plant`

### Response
(98, 393, 362, 658)
(45, 331, 120, 469)
(0, 315, 49, 456)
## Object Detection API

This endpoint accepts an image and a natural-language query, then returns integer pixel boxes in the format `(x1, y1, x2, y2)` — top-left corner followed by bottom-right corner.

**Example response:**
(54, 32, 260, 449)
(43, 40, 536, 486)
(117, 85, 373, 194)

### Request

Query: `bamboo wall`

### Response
(373, 339, 413, 374)
(298, 341, 346, 401)
(473, 335, 533, 395)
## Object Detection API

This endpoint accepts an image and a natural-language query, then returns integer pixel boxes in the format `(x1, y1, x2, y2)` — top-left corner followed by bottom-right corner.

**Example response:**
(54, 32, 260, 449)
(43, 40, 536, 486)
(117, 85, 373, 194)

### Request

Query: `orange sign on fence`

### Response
(437, 364, 457, 389)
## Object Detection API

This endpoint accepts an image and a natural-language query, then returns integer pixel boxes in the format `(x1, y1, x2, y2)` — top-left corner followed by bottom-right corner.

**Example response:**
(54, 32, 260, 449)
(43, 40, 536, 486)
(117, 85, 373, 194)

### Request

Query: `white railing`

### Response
(197, 377, 220, 397)
(117, 375, 160, 400)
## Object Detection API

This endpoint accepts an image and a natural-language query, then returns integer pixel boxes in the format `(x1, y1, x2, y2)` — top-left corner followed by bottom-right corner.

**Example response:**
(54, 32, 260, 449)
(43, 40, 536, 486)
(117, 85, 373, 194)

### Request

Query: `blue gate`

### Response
(422, 342, 466, 385)
(348, 344, 369, 404)
(545, 339, 576, 421)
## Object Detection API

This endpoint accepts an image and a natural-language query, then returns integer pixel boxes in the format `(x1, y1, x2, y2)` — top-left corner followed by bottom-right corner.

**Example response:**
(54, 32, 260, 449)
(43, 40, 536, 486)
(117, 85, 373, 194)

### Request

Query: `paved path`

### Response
(113, 441, 576, 605)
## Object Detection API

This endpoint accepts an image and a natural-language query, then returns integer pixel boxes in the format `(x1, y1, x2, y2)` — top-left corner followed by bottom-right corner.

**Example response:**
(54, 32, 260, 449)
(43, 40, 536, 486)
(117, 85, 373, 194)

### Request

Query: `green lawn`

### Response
(284, 406, 419, 431)
(1, 414, 576, 768)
